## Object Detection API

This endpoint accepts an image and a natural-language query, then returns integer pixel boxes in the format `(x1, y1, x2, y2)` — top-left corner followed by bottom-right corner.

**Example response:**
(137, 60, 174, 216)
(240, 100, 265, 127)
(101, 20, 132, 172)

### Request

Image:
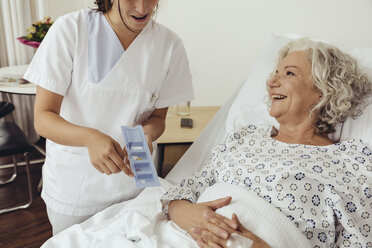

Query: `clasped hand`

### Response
(85, 129, 153, 176)
(168, 197, 270, 248)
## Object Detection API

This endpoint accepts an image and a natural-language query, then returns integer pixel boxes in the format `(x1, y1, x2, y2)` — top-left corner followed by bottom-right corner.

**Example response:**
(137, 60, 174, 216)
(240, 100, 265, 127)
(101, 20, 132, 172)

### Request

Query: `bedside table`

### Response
(157, 105, 220, 177)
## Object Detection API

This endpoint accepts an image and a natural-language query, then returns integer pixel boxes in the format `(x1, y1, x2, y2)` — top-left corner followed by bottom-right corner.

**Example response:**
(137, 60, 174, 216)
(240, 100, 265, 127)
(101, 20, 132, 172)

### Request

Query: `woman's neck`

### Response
(272, 124, 333, 146)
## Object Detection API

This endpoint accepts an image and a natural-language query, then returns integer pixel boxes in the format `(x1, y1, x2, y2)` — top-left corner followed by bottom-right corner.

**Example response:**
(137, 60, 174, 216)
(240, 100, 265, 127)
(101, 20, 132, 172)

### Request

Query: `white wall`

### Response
(49, 0, 372, 106)
(46, 0, 89, 20)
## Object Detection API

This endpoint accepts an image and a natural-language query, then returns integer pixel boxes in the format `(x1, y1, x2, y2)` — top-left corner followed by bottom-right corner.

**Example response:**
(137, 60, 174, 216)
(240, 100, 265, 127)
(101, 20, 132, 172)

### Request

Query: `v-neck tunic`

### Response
(24, 9, 194, 216)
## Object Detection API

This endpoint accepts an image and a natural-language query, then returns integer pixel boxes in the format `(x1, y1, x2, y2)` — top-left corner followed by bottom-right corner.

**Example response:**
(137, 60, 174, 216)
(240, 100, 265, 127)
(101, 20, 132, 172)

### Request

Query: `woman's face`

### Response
(267, 50, 322, 125)
(116, 0, 158, 33)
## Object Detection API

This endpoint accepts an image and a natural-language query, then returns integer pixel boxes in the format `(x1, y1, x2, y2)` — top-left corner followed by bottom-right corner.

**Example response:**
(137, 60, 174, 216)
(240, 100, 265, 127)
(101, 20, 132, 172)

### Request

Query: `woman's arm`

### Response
(160, 130, 247, 247)
(161, 141, 237, 247)
(34, 86, 132, 176)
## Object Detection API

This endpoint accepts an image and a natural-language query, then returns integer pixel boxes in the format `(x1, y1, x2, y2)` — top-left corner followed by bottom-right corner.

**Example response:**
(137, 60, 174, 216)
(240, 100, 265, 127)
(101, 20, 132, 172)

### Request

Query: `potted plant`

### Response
(17, 17, 53, 48)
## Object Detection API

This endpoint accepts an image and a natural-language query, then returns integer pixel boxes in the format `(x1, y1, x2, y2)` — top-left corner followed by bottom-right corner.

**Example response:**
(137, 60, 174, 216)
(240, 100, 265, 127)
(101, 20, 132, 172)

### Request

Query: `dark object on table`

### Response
(19, 78, 30, 84)
(180, 118, 193, 128)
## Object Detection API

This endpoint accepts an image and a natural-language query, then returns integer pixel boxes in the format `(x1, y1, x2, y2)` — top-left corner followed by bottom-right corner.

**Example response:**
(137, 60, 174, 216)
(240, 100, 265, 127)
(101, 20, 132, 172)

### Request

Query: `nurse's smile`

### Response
(131, 14, 149, 23)
(117, 0, 158, 33)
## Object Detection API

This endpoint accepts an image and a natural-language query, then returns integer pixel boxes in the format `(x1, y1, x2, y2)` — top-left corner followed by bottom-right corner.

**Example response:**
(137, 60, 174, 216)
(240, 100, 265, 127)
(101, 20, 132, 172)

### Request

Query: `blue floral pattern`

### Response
(161, 125, 372, 247)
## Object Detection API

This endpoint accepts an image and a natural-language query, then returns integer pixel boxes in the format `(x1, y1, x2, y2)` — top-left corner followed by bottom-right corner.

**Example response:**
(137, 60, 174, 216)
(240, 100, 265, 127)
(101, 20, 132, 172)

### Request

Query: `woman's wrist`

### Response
(81, 127, 100, 147)
(168, 200, 192, 220)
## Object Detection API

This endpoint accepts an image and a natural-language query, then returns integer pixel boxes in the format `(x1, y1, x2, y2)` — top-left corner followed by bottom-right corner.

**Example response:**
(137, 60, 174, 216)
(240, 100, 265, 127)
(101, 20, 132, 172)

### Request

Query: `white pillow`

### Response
(226, 33, 372, 149)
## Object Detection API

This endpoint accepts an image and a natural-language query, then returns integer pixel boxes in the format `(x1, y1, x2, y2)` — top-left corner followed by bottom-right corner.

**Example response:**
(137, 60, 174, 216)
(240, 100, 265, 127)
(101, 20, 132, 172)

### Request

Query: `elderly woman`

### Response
(161, 38, 372, 248)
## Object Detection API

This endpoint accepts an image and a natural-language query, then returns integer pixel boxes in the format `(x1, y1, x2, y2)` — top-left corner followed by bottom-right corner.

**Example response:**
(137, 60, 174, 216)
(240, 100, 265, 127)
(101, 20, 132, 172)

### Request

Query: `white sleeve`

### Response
(154, 40, 194, 108)
(23, 14, 76, 96)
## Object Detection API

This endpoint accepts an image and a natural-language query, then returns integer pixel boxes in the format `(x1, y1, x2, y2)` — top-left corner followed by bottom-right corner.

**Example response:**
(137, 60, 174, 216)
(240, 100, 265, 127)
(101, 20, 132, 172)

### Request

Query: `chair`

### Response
(0, 101, 34, 214)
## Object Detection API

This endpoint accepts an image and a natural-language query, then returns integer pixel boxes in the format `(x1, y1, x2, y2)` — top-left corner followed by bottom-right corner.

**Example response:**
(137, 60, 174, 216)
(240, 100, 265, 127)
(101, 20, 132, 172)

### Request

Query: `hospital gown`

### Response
(161, 125, 372, 248)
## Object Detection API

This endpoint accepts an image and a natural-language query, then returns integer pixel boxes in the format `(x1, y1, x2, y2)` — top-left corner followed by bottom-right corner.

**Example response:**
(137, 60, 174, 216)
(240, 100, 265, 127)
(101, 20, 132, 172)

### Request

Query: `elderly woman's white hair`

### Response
(273, 38, 372, 135)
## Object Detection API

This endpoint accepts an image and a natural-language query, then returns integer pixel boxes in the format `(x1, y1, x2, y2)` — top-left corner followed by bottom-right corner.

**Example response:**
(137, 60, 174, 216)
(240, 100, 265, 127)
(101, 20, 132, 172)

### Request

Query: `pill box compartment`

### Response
(136, 173, 154, 184)
(132, 161, 154, 183)
(130, 151, 147, 162)
(129, 142, 144, 152)
(132, 161, 151, 172)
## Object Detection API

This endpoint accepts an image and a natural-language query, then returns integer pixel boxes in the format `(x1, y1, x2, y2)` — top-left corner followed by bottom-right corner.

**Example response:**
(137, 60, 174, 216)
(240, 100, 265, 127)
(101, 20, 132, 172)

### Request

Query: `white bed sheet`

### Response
(42, 179, 310, 248)
(41, 179, 200, 248)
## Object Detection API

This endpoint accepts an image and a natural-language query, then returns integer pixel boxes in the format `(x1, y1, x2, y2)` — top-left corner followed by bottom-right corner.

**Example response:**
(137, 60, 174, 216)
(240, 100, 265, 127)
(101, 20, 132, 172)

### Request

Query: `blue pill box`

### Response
(121, 125, 161, 188)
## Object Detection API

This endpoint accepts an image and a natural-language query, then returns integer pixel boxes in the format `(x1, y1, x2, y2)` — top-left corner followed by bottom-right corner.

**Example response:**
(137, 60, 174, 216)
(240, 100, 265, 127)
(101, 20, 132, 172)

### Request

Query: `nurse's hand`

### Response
(85, 129, 134, 176)
(168, 197, 237, 248)
(121, 133, 153, 174)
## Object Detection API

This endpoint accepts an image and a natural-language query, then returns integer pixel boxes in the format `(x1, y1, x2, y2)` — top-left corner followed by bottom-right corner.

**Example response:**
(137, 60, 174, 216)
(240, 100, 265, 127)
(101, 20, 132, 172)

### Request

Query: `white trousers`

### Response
(46, 207, 92, 235)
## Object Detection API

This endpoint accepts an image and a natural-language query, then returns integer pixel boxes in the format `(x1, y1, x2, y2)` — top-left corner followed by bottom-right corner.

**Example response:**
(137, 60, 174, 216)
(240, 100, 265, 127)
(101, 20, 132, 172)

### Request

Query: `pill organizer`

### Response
(121, 125, 161, 188)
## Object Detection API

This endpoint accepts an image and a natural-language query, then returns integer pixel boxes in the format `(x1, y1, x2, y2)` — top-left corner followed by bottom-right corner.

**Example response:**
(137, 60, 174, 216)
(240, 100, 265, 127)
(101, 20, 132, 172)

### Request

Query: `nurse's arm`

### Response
(34, 86, 91, 146)
(142, 108, 168, 153)
(34, 86, 133, 176)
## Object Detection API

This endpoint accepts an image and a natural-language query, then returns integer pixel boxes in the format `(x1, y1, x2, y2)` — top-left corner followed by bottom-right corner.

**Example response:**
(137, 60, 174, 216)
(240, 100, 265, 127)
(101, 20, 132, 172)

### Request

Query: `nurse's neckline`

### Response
(104, 12, 138, 50)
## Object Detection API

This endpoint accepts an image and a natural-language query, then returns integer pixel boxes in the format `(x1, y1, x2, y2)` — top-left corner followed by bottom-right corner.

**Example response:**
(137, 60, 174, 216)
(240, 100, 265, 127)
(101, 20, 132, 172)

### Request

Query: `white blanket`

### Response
(41, 180, 311, 248)
(42, 179, 199, 248)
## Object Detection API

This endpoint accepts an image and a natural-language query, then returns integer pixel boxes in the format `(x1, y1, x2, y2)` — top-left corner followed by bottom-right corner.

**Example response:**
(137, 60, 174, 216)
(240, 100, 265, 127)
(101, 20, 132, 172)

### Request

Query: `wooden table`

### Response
(157, 105, 220, 177)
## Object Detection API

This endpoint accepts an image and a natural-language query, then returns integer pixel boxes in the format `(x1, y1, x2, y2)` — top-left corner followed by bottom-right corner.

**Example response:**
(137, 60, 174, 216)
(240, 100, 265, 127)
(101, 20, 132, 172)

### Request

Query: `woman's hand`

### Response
(85, 129, 133, 176)
(168, 197, 237, 248)
(192, 214, 270, 248)
(231, 214, 270, 248)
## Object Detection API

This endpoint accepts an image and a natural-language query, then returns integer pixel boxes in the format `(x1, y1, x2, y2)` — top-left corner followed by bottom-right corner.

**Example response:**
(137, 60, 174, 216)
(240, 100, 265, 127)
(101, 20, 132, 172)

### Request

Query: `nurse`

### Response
(23, 0, 194, 235)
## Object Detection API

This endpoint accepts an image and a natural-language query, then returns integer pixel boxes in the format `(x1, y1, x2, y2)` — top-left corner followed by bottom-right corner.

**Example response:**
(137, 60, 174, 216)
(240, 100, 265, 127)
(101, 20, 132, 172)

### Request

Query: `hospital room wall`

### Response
(48, 0, 372, 106)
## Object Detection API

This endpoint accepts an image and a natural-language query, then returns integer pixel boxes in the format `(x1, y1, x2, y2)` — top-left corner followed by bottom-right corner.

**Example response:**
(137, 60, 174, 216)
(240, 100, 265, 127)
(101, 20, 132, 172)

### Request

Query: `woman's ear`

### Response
(318, 92, 323, 101)
(315, 88, 323, 101)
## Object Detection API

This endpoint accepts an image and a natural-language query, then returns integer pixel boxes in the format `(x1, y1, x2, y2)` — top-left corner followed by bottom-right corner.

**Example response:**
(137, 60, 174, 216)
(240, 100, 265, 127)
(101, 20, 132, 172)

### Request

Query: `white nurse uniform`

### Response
(24, 9, 194, 217)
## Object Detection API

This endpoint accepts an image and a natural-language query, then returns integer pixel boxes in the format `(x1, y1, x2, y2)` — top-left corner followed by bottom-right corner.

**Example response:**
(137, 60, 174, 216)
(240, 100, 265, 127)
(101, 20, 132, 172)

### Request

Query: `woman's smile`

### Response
(270, 94, 287, 100)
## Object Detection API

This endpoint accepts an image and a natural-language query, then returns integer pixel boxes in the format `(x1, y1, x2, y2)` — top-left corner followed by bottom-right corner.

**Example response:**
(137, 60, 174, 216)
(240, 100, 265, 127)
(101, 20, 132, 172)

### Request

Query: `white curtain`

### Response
(0, 0, 48, 143)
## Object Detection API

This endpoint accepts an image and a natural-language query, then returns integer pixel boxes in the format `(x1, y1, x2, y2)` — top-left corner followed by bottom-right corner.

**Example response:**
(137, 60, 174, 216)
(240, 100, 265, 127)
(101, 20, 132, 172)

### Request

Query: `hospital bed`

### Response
(41, 34, 372, 248)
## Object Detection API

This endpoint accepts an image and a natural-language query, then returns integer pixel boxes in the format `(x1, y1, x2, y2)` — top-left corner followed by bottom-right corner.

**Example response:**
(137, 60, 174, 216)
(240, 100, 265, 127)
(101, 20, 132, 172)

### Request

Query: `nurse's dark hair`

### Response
(94, 0, 113, 13)
(94, 0, 159, 15)
(94, 0, 159, 16)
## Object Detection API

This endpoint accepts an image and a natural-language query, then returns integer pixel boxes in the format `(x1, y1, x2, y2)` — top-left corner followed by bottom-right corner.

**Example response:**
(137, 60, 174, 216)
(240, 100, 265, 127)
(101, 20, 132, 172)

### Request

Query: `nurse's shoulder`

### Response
(47, 9, 107, 43)
(35, 9, 93, 58)
(51, 9, 88, 31)
(37, 9, 87, 49)
(24, 9, 90, 93)
(150, 21, 184, 48)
